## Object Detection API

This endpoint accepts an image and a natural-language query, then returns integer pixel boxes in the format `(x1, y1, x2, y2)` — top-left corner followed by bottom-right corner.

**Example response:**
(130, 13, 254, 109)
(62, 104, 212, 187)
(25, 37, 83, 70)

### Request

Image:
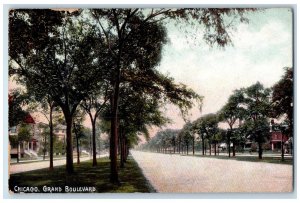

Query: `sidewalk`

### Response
(9, 154, 108, 174)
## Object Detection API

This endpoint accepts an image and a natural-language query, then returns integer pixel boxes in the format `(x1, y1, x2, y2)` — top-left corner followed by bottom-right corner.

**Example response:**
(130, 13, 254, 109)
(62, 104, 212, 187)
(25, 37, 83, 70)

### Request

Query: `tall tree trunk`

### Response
(43, 135, 46, 160)
(209, 141, 211, 156)
(65, 115, 74, 174)
(120, 133, 125, 168)
(17, 142, 20, 163)
(43, 149, 46, 160)
(91, 116, 97, 166)
(258, 142, 263, 159)
(290, 141, 293, 156)
(174, 142, 176, 154)
(76, 135, 80, 164)
(202, 135, 205, 155)
(49, 105, 54, 170)
(186, 143, 189, 155)
(281, 135, 284, 161)
(192, 138, 195, 155)
(90, 131, 92, 158)
(126, 146, 129, 160)
(214, 142, 217, 156)
(232, 139, 236, 157)
(228, 132, 231, 158)
(110, 79, 120, 184)
(123, 137, 127, 163)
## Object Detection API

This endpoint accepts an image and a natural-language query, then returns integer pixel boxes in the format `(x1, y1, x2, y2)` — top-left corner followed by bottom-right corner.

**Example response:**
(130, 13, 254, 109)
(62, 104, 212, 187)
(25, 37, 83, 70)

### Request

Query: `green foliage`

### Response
(244, 83, 271, 116)
(218, 89, 246, 128)
(53, 139, 65, 155)
(40, 127, 50, 153)
(179, 122, 194, 145)
(17, 123, 32, 142)
(271, 67, 293, 137)
(9, 89, 29, 127)
(9, 9, 66, 60)
(9, 134, 19, 146)
(193, 113, 219, 140)
(241, 118, 270, 144)
(9, 9, 108, 116)
(142, 129, 180, 151)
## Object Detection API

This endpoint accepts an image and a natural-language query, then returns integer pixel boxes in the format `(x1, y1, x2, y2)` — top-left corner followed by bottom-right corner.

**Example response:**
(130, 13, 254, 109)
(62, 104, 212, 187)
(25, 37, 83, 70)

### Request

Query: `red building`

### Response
(9, 113, 39, 158)
(270, 131, 288, 151)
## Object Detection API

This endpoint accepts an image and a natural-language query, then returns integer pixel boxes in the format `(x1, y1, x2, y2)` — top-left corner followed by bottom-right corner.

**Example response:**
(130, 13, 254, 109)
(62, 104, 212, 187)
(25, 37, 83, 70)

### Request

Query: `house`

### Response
(270, 120, 289, 152)
(54, 124, 67, 142)
(9, 114, 40, 159)
(270, 131, 289, 151)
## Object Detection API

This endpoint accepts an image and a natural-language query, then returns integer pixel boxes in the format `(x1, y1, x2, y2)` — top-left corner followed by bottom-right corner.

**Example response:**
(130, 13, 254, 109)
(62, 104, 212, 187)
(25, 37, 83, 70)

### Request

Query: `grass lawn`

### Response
(184, 153, 293, 165)
(9, 156, 155, 193)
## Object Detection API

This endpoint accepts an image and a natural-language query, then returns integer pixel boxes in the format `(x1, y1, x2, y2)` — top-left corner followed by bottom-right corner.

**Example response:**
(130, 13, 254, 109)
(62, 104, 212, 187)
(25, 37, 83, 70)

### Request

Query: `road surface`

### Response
(131, 150, 293, 193)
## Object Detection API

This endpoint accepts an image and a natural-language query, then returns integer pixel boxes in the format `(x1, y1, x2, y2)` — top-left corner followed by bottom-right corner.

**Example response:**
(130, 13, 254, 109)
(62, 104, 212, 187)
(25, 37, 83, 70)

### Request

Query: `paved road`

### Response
(131, 150, 293, 193)
(9, 154, 108, 174)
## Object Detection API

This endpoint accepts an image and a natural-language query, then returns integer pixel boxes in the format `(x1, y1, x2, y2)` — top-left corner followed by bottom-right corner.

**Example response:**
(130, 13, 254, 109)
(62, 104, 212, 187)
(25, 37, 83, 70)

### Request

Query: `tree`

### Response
(211, 130, 224, 156)
(90, 8, 257, 182)
(28, 96, 61, 170)
(240, 82, 271, 159)
(179, 122, 194, 155)
(91, 8, 209, 183)
(15, 123, 32, 162)
(271, 67, 293, 157)
(81, 82, 110, 166)
(143, 129, 180, 154)
(72, 109, 86, 164)
(37, 123, 50, 160)
(218, 90, 245, 157)
(102, 81, 171, 166)
(193, 114, 219, 156)
(73, 123, 85, 164)
(9, 10, 107, 174)
(9, 89, 28, 128)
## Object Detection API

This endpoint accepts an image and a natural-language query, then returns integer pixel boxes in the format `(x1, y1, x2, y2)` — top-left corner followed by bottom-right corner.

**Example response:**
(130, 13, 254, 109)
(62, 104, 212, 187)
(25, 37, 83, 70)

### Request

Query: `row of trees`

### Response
(9, 8, 256, 183)
(142, 67, 293, 160)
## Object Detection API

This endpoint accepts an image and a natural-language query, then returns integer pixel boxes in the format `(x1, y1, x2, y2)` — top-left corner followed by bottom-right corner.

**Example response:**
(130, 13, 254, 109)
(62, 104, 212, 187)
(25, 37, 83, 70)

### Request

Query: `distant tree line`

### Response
(141, 67, 293, 161)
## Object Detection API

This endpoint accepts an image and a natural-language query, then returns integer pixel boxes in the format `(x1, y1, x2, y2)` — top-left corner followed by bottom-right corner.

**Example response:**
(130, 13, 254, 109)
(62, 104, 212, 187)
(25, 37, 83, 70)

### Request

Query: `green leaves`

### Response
(17, 123, 32, 142)
(9, 89, 30, 127)
(271, 67, 293, 137)
(192, 114, 219, 140)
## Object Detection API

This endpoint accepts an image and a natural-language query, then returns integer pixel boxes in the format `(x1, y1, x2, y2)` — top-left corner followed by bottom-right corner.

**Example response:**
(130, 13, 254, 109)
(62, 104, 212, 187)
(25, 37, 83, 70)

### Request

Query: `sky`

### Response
(153, 8, 293, 133)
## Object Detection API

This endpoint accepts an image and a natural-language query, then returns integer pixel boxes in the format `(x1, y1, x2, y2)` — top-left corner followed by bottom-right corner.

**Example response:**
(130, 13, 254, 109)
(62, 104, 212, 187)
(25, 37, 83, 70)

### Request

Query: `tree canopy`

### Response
(271, 67, 293, 137)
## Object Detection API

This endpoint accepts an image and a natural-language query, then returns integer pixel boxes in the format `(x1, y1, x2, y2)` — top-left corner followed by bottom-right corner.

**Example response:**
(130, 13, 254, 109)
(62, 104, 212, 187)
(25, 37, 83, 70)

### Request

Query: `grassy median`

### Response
(9, 156, 155, 193)
(187, 153, 293, 165)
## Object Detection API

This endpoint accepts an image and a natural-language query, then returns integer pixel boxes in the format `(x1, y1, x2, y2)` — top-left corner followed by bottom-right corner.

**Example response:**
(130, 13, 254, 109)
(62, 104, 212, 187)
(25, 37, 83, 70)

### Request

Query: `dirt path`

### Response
(131, 150, 293, 193)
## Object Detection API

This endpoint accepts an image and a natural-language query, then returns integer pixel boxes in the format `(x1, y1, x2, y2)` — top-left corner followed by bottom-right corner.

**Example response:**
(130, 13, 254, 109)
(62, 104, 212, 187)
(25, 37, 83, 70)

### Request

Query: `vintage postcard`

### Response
(7, 7, 294, 195)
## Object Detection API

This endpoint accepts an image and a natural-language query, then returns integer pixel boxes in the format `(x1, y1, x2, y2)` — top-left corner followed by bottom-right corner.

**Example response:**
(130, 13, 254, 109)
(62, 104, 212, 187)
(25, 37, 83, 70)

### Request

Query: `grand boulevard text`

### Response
(13, 185, 97, 193)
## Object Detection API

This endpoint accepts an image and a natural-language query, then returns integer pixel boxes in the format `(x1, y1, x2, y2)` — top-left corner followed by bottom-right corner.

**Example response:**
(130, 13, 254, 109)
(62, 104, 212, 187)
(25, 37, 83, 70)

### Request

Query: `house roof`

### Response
(24, 114, 35, 124)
